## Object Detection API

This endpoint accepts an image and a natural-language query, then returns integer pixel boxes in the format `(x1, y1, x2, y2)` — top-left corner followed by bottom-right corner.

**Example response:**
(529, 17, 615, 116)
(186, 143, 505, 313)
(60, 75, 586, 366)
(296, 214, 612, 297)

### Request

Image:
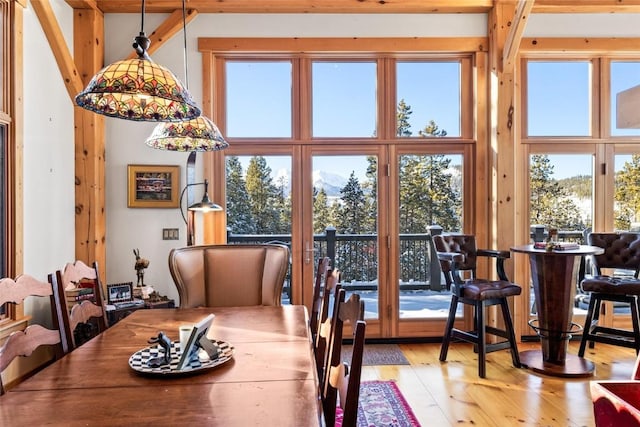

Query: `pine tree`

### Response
(615, 154, 640, 230)
(335, 172, 369, 233)
(418, 120, 447, 137)
(397, 99, 413, 137)
(529, 154, 584, 230)
(245, 156, 281, 233)
(273, 175, 291, 233)
(400, 154, 460, 232)
(397, 115, 460, 232)
(313, 187, 331, 234)
(225, 156, 256, 234)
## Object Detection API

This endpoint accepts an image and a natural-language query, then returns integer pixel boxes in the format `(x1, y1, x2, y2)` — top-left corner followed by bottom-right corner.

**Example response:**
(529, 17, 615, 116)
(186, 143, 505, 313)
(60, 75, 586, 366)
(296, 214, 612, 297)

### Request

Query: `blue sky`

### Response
(227, 60, 640, 181)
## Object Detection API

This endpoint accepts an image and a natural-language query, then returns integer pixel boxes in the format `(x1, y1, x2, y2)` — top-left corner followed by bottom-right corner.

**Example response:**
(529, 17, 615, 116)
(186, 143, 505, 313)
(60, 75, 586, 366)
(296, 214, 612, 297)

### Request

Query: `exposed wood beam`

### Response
(533, 0, 640, 13)
(198, 37, 489, 53)
(73, 8, 106, 283)
(502, 0, 534, 73)
(30, 0, 84, 100)
(80, 0, 494, 14)
(125, 9, 198, 60)
(521, 37, 640, 54)
(65, 0, 100, 11)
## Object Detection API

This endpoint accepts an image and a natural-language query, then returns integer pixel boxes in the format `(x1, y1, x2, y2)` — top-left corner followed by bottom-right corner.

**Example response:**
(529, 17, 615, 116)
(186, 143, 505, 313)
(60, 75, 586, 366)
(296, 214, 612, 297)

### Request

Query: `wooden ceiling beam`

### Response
(533, 0, 640, 13)
(30, 0, 84, 100)
(70, 0, 494, 14)
(520, 37, 640, 54)
(502, 0, 534, 73)
(65, 0, 100, 11)
(125, 8, 198, 60)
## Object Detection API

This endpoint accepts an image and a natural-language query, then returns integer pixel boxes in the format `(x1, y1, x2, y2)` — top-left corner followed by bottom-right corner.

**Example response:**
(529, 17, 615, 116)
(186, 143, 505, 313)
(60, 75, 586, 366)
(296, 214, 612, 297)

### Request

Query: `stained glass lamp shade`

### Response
(75, 18, 201, 122)
(145, 115, 229, 151)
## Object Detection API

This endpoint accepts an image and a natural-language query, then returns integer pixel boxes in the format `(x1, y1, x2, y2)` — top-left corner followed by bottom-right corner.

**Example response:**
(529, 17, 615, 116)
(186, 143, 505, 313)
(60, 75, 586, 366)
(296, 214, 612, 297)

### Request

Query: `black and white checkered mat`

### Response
(128, 340, 234, 375)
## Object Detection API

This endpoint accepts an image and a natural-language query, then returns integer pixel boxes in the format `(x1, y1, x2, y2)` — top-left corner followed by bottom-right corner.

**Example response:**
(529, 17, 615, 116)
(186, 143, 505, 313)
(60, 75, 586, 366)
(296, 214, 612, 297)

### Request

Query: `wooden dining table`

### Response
(0, 305, 323, 426)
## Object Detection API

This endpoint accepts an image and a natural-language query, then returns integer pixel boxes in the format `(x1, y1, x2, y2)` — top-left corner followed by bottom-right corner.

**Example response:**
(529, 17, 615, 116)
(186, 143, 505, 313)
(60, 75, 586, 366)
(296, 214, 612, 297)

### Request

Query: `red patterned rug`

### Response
(356, 380, 421, 427)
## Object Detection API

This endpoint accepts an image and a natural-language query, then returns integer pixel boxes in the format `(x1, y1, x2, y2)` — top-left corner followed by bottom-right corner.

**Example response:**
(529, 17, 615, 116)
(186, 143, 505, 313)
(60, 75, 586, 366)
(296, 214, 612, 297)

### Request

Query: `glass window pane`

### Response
(398, 154, 462, 320)
(528, 153, 593, 319)
(611, 61, 640, 136)
(226, 62, 292, 138)
(614, 153, 640, 230)
(527, 62, 591, 136)
(312, 62, 377, 137)
(397, 62, 461, 137)
(225, 155, 292, 302)
(312, 155, 378, 320)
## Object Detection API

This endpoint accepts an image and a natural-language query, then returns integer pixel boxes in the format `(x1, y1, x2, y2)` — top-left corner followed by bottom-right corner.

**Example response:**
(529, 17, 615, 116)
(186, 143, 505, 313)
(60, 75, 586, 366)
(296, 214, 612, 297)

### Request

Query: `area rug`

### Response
(356, 380, 421, 427)
(341, 344, 410, 366)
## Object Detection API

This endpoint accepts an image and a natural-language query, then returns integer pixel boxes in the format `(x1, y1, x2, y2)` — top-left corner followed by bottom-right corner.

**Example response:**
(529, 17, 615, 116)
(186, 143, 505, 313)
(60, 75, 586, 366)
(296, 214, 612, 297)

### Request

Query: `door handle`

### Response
(305, 241, 317, 264)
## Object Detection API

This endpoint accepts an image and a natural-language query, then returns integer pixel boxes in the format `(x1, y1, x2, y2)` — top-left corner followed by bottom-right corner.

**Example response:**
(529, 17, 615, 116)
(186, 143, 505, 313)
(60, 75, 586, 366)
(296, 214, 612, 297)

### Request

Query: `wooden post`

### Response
(73, 9, 106, 284)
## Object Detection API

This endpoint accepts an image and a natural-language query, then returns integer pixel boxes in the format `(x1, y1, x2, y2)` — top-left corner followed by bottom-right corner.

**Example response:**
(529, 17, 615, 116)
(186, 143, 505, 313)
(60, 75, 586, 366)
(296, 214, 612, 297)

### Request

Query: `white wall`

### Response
(23, 1, 75, 279)
(22, 0, 75, 323)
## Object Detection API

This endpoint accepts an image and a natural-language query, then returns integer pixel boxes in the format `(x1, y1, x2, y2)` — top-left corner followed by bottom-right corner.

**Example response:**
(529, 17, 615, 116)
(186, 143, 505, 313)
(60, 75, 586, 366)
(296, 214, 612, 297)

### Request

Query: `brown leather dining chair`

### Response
(433, 234, 522, 378)
(578, 232, 640, 357)
(0, 274, 68, 394)
(168, 243, 290, 308)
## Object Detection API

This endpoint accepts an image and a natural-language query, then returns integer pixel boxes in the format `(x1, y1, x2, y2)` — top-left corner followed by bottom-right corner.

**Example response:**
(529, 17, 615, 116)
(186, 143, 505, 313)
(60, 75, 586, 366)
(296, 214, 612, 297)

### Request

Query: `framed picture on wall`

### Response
(127, 164, 180, 208)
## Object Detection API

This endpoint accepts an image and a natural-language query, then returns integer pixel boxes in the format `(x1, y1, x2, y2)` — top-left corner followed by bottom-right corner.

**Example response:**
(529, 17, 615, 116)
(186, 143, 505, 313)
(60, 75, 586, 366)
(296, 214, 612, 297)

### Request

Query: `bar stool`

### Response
(434, 234, 522, 378)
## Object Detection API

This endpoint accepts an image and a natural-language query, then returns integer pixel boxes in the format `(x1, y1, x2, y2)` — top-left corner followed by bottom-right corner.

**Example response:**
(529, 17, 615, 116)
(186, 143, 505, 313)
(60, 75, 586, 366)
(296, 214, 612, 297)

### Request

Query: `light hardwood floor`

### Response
(363, 340, 638, 426)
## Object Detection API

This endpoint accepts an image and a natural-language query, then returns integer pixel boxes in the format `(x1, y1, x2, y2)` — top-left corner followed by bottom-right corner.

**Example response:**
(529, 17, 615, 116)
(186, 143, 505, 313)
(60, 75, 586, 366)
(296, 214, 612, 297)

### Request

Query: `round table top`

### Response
(510, 244, 604, 256)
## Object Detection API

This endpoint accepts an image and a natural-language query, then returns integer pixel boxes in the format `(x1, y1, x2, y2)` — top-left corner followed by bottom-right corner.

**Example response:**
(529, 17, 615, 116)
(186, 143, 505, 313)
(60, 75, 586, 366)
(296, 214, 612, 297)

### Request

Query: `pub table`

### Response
(511, 244, 604, 378)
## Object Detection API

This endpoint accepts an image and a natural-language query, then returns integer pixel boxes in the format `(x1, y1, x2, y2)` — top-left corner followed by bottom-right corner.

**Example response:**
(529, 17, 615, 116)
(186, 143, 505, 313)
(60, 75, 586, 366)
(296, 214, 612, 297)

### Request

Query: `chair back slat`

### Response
(310, 257, 331, 340)
(314, 269, 341, 384)
(322, 288, 365, 427)
(0, 274, 67, 394)
(53, 261, 108, 351)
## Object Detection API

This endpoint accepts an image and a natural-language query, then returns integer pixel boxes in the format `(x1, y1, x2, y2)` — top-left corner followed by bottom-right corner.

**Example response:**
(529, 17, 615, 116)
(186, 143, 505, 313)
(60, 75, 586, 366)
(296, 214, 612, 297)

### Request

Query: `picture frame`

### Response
(177, 314, 217, 370)
(127, 164, 180, 208)
(107, 282, 133, 304)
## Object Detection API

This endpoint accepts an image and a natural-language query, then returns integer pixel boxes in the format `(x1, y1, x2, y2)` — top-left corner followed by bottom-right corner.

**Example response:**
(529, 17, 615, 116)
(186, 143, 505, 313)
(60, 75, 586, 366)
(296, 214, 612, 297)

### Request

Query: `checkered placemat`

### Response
(128, 340, 234, 375)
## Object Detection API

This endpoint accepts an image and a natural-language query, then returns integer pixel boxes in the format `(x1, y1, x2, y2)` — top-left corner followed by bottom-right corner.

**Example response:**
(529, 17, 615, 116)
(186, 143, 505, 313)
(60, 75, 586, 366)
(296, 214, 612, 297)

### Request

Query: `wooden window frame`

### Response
(0, 0, 23, 329)
(198, 38, 484, 233)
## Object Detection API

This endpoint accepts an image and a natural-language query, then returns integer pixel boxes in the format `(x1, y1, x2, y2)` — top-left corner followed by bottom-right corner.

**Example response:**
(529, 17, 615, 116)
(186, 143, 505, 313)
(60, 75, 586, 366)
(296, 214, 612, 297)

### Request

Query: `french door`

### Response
(219, 142, 471, 339)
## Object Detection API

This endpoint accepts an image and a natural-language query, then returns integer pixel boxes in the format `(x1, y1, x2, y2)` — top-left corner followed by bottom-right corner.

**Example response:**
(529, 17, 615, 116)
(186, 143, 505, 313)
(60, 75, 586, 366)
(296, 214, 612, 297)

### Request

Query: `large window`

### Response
(522, 55, 640, 333)
(0, 0, 16, 323)
(202, 38, 479, 338)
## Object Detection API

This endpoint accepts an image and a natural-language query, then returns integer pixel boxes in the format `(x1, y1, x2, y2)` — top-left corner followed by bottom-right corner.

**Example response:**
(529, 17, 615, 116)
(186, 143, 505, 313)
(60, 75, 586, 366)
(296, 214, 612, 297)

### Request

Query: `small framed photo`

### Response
(177, 314, 216, 370)
(107, 282, 133, 304)
(127, 164, 180, 208)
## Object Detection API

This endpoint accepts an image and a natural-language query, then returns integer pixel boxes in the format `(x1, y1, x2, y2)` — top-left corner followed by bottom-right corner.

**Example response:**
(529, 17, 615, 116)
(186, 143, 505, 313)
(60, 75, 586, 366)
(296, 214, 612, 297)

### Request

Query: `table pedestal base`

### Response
(519, 350, 594, 378)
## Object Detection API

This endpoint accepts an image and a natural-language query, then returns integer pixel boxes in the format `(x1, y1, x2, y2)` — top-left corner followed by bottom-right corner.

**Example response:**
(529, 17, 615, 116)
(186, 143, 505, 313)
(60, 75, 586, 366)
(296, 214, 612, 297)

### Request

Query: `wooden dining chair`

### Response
(434, 234, 522, 378)
(322, 288, 365, 427)
(310, 257, 331, 343)
(0, 274, 68, 394)
(315, 268, 341, 385)
(578, 232, 640, 357)
(168, 243, 290, 308)
(52, 260, 109, 350)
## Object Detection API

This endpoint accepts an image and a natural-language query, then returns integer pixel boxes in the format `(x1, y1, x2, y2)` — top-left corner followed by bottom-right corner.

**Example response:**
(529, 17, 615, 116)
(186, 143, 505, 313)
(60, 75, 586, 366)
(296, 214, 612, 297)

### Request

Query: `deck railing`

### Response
(227, 226, 591, 299)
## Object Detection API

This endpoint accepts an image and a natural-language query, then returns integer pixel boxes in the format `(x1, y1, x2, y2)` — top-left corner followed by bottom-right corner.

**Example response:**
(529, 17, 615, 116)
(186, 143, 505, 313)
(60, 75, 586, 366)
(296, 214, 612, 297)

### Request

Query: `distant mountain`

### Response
(271, 168, 348, 197)
(313, 170, 348, 197)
